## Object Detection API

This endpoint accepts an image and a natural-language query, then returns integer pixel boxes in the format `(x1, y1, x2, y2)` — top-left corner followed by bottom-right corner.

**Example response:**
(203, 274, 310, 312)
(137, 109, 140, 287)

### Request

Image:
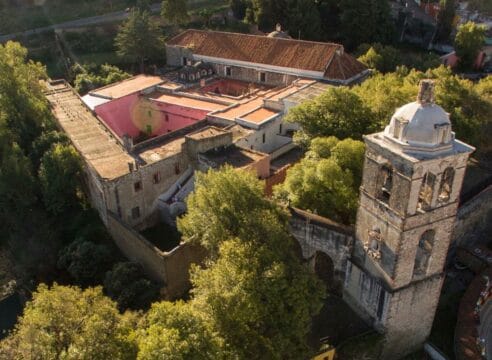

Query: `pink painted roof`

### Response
(150, 93, 227, 112)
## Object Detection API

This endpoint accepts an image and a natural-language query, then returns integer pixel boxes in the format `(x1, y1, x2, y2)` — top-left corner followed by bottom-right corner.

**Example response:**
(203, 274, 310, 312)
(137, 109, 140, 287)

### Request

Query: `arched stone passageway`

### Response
(314, 251, 335, 291)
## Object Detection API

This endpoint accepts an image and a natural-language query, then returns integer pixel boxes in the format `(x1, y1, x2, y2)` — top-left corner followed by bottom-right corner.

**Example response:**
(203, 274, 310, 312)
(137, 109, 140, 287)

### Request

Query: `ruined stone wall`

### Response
(83, 165, 108, 224)
(104, 152, 190, 229)
(289, 208, 353, 278)
(106, 212, 206, 299)
(184, 131, 233, 161)
(452, 184, 492, 249)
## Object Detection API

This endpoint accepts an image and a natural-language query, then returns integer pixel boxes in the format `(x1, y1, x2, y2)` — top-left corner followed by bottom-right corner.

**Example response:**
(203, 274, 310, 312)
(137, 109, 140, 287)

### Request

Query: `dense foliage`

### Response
(454, 21, 487, 71)
(357, 43, 441, 73)
(161, 0, 190, 25)
(0, 285, 138, 359)
(275, 137, 364, 224)
(115, 8, 166, 73)
(234, 0, 394, 47)
(179, 167, 325, 358)
(436, 0, 455, 42)
(73, 63, 131, 95)
(104, 262, 160, 311)
(287, 66, 492, 156)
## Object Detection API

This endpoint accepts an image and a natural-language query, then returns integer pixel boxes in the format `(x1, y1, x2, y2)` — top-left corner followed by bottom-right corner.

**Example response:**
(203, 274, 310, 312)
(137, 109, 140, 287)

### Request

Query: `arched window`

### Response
(201, 69, 207, 76)
(438, 167, 454, 203)
(378, 165, 393, 204)
(413, 230, 435, 277)
(417, 172, 436, 212)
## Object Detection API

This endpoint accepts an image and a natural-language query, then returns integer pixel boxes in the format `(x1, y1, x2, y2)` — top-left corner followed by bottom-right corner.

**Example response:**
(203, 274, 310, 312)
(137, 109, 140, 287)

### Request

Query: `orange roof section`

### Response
(91, 75, 167, 99)
(167, 30, 367, 80)
(242, 107, 279, 124)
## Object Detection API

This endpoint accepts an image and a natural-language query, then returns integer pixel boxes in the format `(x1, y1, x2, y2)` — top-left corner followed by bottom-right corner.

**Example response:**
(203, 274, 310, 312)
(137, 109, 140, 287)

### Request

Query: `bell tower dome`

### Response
(343, 80, 475, 359)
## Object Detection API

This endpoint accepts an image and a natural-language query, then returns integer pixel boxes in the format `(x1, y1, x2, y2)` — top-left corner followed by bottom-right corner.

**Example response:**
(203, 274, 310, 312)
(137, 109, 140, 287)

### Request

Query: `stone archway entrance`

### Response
(314, 251, 335, 290)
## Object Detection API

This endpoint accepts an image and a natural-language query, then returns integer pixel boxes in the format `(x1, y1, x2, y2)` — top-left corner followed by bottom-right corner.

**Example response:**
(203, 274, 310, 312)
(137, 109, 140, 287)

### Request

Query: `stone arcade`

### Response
(343, 80, 475, 358)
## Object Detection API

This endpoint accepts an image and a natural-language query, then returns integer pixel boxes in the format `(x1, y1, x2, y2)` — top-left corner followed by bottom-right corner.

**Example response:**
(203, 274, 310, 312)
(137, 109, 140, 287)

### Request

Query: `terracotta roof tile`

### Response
(167, 30, 366, 81)
(324, 52, 368, 81)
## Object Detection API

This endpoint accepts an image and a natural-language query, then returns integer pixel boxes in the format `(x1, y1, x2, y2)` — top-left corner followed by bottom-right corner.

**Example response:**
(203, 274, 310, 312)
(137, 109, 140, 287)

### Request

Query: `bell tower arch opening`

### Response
(413, 229, 435, 278)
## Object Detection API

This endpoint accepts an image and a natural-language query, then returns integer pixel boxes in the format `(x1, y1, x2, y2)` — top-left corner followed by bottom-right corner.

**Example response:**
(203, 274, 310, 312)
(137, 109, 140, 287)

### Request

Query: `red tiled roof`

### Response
(167, 30, 367, 81)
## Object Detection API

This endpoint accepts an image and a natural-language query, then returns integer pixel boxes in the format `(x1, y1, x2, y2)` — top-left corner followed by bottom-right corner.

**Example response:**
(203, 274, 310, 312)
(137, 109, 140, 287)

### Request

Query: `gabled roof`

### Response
(167, 30, 367, 81)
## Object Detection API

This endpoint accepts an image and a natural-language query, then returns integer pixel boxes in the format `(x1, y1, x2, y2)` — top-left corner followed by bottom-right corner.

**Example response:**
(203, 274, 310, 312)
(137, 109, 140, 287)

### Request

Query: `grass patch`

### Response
(141, 223, 181, 252)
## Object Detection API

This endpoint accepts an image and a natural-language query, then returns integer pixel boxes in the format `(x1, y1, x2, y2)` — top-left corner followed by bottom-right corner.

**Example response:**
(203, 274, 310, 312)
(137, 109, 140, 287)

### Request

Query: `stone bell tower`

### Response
(343, 80, 475, 359)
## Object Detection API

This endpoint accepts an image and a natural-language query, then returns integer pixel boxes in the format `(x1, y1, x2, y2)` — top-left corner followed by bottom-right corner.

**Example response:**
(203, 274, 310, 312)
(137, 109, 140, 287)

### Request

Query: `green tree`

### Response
(38, 143, 83, 215)
(0, 41, 51, 152)
(191, 238, 324, 359)
(135, 301, 226, 359)
(275, 137, 364, 224)
(339, 0, 394, 49)
(115, 9, 166, 73)
(104, 262, 160, 311)
(454, 21, 486, 70)
(285, 86, 377, 145)
(0, 284, 137, 359)
(74, 64, 131, 95)
(0, 142, 36, 235)
(178, 166, 288, 256)
(357, 43, 403, 73)
(161, 0, 190, 25)
(179, 167, 325, 358)
(436, 0, 455, 42)
(58, 239, 114, 286)
(230, 0, 249, 19)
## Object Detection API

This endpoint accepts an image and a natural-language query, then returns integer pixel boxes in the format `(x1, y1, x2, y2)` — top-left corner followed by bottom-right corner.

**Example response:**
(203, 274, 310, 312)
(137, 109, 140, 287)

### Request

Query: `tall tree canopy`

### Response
(178, 166, 288, 256)
(38, 143, 84, 215)
(285, 86, 377, 146)
(178, 167, 325, 358)
(286, 66, 492, 156)
(436, 0, 455, 42)
(0, 284, 137, 359)
(161, 0, 190, 25)
(135, 301, 225, 359)
(73, 64, 131, 95)
(275, 137, 364, 224)
(454, 21, 486, 71)
(191, 237, 324, 359)
(339, 0, 394, 49)
(115, 9, 165, 73)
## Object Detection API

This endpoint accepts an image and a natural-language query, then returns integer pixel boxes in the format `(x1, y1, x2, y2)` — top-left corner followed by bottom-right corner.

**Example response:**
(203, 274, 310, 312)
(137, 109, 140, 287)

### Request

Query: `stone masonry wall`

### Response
(381, 275, 444, 359)
(104, 152, 190, 229)
(106, 212, 206, 299)
(452, 184, 492, 249)
(289, 208, 353, 278)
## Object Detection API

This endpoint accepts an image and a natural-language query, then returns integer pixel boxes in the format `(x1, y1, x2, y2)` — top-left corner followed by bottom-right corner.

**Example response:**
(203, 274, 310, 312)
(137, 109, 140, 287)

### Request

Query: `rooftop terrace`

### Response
(44, 81, 133, 180)
(90, 75, 168, 99)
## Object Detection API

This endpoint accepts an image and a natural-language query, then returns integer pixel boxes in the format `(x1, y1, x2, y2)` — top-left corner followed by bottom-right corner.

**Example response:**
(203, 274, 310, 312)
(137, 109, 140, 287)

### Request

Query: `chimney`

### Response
(417, 79, 435, 105)
(276, 23, 282, 32)
(123, 134, 134, 151)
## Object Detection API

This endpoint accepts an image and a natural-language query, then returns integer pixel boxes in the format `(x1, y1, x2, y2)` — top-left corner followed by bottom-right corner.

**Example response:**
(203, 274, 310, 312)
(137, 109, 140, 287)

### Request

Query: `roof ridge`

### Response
(169, 28, 344, 48)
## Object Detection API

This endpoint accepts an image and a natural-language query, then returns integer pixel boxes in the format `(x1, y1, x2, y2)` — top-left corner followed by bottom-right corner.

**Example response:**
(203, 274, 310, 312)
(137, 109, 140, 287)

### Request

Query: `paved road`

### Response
(0, 3, 161, 43)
